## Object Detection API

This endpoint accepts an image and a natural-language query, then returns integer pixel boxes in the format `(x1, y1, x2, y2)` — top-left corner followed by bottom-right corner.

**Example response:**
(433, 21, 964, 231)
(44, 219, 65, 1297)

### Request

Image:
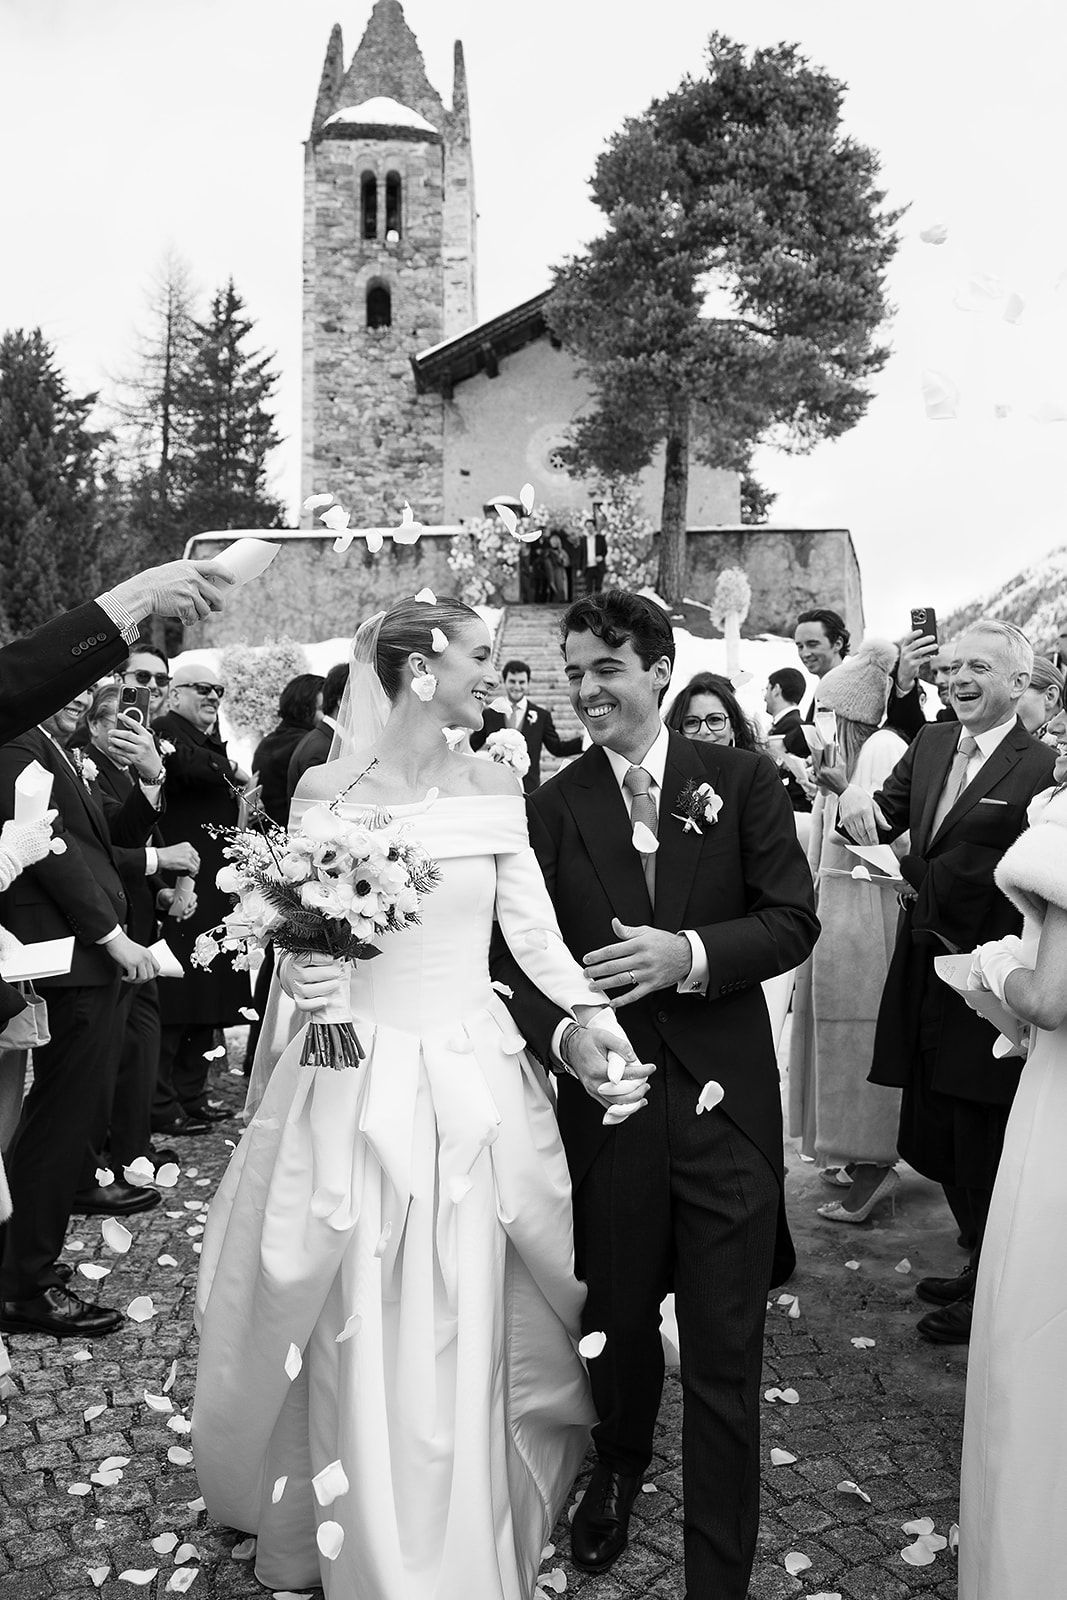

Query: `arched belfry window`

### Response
(385, 172, 402, 240)
(366, 280, 392, 329)
(361, 173, 378, 240)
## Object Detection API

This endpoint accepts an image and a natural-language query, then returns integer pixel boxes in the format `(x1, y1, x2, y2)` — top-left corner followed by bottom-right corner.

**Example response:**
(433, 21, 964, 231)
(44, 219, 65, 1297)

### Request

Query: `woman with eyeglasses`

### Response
(664, 672, 761, 752)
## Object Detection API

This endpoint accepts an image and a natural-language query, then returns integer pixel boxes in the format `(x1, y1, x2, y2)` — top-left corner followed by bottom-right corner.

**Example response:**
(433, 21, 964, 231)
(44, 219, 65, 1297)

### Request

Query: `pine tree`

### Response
(548, 35, 902, 602)
(172, 279, 285, 535)
(0, 328, 102, 634)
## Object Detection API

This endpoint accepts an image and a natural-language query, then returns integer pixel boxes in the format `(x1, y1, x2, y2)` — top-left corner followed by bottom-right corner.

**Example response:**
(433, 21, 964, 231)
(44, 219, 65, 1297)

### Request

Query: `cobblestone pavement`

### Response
(0, 1030, 966, 1599)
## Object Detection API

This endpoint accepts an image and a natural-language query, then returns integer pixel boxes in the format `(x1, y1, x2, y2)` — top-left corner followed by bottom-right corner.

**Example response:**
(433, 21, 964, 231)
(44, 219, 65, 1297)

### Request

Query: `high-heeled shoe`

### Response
(817, 1167, 899, 1224)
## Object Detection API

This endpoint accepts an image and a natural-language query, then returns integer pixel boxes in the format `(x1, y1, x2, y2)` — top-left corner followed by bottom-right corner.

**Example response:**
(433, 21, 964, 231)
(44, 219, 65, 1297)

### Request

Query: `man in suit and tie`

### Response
(841, 621, 1055, 1344)
(0, 691, 163, 1337)
(764, 667, 813, 812)
(493, 591, 819, 1599)
(469, 658, 583, 791)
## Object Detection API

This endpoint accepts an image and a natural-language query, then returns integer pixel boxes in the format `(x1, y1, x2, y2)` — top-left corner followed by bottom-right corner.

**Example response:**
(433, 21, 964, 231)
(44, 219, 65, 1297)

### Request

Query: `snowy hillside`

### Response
(943, 544, 1067, 651)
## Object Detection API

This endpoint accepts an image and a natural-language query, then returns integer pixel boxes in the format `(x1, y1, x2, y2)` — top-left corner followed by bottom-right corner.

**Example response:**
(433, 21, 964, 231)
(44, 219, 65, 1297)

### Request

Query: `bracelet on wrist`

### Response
(558, 1020, 582, 1074)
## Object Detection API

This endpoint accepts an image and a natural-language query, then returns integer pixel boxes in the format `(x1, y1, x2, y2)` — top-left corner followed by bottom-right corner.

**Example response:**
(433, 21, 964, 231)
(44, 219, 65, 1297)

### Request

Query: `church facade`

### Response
(300, 0, 740, 532)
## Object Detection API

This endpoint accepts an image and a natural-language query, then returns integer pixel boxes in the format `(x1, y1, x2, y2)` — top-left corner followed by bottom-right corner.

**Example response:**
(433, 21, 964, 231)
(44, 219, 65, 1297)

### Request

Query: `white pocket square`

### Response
(977, 798, 1008, 806)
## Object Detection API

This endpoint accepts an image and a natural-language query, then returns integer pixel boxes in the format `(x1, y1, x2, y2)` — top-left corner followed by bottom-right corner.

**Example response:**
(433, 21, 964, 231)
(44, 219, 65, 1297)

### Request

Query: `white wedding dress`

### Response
(193, 795, 601, 1598)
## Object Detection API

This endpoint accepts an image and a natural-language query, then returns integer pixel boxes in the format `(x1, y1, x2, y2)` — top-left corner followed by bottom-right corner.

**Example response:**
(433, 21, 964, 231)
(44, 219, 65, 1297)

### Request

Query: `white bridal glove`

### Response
(0, 813, 60, 890)
(968, 937, 1029, 1004)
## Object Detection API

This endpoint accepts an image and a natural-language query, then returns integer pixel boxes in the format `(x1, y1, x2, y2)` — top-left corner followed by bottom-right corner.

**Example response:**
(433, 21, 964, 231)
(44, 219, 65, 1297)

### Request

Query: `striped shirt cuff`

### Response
(95, 592, 142, 646)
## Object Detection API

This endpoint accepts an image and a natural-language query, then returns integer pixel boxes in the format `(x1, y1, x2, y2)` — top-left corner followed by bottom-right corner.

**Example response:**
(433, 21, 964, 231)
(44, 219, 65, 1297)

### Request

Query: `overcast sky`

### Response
(3, 0, 1066, 636)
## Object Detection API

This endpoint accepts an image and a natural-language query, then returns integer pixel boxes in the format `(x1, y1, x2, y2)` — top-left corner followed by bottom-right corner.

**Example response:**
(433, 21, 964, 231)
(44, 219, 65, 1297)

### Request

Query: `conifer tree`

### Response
(0, 328, 101, 634)
(548, 35, 902, 601)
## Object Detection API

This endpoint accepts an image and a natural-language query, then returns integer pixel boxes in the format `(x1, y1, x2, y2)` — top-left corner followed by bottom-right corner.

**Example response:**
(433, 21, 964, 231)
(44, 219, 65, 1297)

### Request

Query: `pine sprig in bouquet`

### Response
(193, 802, 440, 1069)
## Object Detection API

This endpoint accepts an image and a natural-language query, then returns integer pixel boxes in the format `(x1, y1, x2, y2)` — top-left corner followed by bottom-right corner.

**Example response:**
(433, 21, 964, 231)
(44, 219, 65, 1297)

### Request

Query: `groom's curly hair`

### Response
(560, 590, 676, 702)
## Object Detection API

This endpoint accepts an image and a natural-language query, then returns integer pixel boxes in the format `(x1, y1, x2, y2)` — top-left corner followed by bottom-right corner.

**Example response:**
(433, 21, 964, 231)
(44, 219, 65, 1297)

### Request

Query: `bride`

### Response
(192, 596, 651, 1598)
(959, 700, 1067, 1597)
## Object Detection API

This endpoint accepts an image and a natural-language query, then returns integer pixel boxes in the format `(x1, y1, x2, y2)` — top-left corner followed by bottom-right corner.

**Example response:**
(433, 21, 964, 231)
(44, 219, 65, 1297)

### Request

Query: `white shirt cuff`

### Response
(139, 779, 164, 804)
(96, 926, 123, 946)
(95, 591, 142, 645)
(677, 930, 708, 994)
(144, 847, 158, 876)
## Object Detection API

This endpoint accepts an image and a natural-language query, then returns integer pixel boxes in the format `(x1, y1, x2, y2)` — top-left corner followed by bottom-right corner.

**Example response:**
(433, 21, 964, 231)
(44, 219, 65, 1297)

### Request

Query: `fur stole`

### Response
(994, 783, 1067, 925)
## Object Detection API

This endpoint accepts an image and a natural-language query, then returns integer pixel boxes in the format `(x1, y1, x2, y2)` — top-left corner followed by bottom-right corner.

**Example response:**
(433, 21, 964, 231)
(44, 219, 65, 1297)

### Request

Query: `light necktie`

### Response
(931, 733, 979, 835)
(623, 764, 658, 897)
(511, 704, 523, 730)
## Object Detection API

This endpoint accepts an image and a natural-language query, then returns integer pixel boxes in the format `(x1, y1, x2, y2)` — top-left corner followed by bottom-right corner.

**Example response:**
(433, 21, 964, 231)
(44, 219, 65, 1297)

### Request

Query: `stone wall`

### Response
(685, 526, 865, 639)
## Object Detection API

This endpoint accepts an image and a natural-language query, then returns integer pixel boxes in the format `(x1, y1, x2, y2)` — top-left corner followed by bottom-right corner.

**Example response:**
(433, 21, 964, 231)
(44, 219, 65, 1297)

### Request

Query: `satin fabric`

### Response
(193, 796, 599, 1598)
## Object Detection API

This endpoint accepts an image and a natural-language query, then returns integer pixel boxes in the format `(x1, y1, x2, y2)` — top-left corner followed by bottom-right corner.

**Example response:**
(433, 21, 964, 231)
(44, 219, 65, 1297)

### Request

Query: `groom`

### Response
(494, 591, 818, 1599)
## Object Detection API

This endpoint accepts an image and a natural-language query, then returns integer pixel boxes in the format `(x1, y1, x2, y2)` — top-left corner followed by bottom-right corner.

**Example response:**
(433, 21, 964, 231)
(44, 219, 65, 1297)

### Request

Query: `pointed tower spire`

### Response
(338, 0, 444, 126)
(450, 40, 469, 133)
(311, 23, 345, 137)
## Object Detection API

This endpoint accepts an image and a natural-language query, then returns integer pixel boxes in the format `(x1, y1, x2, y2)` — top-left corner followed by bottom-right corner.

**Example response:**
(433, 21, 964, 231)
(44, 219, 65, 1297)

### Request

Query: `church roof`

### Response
(323, 95, 439, 135)
(411, 290, 556, 395)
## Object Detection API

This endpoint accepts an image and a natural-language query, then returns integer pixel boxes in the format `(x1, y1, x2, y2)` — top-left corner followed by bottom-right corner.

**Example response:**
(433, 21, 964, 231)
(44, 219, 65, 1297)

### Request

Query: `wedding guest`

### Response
(152, 665, 250, 1134)
(251, 673, 324, 826)
(665, 671, 761, 751)
(959, 700, 1067, 1598)
(0, 557, 234, 748)
(1017, 655, 1064, 736)
(839, 621, 1055, 1343)
(470, 659, 583, 791)
(286, 662, 349, 798)
(785, 639, 907, 1220)
(0, 692, 162, 1338)
(544, 532, 572, 602)
(120, 644, 173, 722)
(794, 607, 849, 719)
(930, 645, 959, 721)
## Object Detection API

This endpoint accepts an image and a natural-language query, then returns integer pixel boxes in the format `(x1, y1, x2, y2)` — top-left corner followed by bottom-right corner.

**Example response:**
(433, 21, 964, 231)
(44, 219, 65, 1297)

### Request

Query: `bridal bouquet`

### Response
(478, 727, 531, 780)
(193, 803, 440, 1069)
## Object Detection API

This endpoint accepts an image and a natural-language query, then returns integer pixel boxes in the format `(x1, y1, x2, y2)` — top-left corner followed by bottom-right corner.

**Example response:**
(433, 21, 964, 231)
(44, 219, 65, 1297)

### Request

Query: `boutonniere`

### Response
(77, 754, 99, 790)
(157, 738, 176, 758)
(671, 778, 723, 834)
(526, 709, 537, 727)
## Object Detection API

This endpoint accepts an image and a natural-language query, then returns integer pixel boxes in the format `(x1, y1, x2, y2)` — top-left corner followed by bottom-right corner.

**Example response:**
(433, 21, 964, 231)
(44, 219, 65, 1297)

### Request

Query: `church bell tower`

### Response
(301, 0, 476, 525)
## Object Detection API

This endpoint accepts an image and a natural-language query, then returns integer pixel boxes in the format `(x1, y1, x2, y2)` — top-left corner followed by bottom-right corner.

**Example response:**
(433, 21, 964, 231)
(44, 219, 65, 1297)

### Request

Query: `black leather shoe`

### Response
(183, 1101, 231, 1123)
(55, 1262, 74, 1284)
(917, 1297, 973, 1344)
(71, 1183, 161, 1217)
(0, 1285, 122, 1338)
(152, 1113, 210, 1137)
(570, 1464, 642, 1573)
(916, 1265, 977, 1306)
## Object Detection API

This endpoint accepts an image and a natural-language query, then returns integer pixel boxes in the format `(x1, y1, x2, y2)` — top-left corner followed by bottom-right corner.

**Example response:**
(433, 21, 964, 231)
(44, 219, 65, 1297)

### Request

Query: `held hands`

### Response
(279, 952, 349, 1013)
(561, 1015, 655, 1125)
(583, 917, 692, 1007)
(106, 557, 235, 627)
(896, 629, 939, 695)
(109, 713, 163, 779)
(106, 932, 160, 984)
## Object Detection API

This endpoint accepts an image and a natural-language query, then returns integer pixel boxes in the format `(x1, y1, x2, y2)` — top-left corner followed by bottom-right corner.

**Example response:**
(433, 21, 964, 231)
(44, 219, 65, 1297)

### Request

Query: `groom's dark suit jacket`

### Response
(494, 729, 819, 1282)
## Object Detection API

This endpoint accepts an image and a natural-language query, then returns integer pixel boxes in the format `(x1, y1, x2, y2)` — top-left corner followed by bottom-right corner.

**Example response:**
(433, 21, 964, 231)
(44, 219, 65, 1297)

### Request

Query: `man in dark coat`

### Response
(842, 621, 1055, 1345)
(492, 592, 819, 1600)
(469, 659, 583, 791)
(764, 667, 813, 812)
(0, 694, 161, 1337)
(152, 663, 250, 1131)
(286, 662, 349, 799)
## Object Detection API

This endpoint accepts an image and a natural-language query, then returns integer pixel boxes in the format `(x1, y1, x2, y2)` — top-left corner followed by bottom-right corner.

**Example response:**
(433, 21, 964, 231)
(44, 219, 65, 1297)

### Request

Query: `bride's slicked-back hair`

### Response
(375, 596, 482, 699)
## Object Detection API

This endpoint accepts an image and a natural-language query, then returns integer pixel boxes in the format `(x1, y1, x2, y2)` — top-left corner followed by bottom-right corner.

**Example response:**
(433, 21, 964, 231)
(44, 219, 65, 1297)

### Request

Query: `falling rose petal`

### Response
(392, 503, 423, 544)
(165, 1571, 198, 1595)
(578, 1331, 607, 1359)
(155, 1163, 180, 1189)
(157, 1255, 179, 1268)
(95, 1167, 114, 1187)
(447, 1175, 473, 1204)
(514, 522, 543, 543)
(902, 1517, 935, 1536)
(122, 1156, 156, 1188)
(201, 1045, 226, 1061)
(696, 1081, 725, 1115)
(490, 500, 519, 536)
(365, 530, 385, 553)
(167, 1416, 193, 1434)
(850, 864, 872, 881)
(303, 493, 335, 511)
(152, 1534, 179, 1555)
(87, 1568, 110, 1588)
(520, 482, 536, 514)
(895, 1258, 912, 1275)
(770, 1448, 797, 1466)
(317, 1521, 345, 1561)
(166, 1211, 183, 1219)
(78, 1263, 111, 1282)
(163, 1359, 178, 1394)
(787, 1298, 801, 1319)
(430, 627, 448, 653)
(68, 1483, 93, 1496)
(631, 820, 659, 854)
(144, 1391, 173, 1413)
(117, 1571, 158, 1586)
(83, 1404, 106, 1422)
(784, 1552, 812, 1576)
(126, 1296, 156, 1324)
(312, 1460, 350, 1506)
(901, 1539, 936, 1567)
(442, 726, 468, 750)
(174, 1542, 199, 1562)
(272, 1475, 288, 1504)
(101, 1218, 133, 1254)
(837, 1479, 872, 1503)
(230, 1537, 256, 1561)
(335, 1314, 362, 1344)
(167, 1445, 194, 1466)
(238, 1006, 259, 1021)
(919, 222, 949, 245)
(319, 505, 350, 532)
(186, 1496, 206, 1514)
(921, 370, 960, 421)
(845, 1260, 861, 1270)
(851, 1336, 876, 1349)
(272, 1594, 314, 1600)
(332, 530, 356, 553)
(490, 980, 514, 998)
(184, 1167, 199, 1177)
(284, 1343, 303, 1381)
(413, 588, 437, 605)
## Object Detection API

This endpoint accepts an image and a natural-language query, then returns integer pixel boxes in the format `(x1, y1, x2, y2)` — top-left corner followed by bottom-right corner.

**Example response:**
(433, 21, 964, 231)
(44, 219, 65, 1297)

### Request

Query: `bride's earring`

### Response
(411, 669, 437, 702)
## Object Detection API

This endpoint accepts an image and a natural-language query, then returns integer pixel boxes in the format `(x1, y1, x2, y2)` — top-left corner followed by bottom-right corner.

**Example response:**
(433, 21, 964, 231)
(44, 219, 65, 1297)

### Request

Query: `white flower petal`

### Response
(918, 222, 949, 244)
(67, 1240, 85, 1251)
(490, 500, 519, 535)
(272, 1475, 288, 1504)
(312, 1459, 350, 1506)
(921, 369, 960, 421)
(641, 1482, 657, 1494)
(91, 1467, 123, 1486)
(631, 820, 659, 854)
(99, 1455, 131, 1472)
(333, 531, 356, 553)
(71, 1349, 93, 1362)
(125, 1296, 156, 1323)
(117, 1570, 158, 1586)
(238, 1006, 259, 1021)
(851, 1336, 876, 1349)
(901, 1517, 935, 1536)
(490, 980, 514, 998)
(413, 588, 437, 605)
(696, 1081, 725, 1115)
(303, 493, 335, 511)
(430, 627, 448, 652)
(83, 1404, 106, 1422)
(784, 1552, 812, 1575)
(845, 1259, 860, 1270)
(144, 1391, 173, 1413)
(201, 1045, 226, 1060)
(95, 1167, 114, 1187)
(122, 1156, 156, 1187)
(894, 1258, 912, 1275)
(163, 1359, 178, 1394)
(167, 1446, 194, 1466)
(155, 1164, 180, 1189)
(151, 1534, 179, 1555)
(837, 1479, 872, 1502)
(174, 1542, 199, 1562)
(157, 1255, 178, 1267)
(230, 1537, 256, 1561)
(101, 1218, 133, 1254)
(167, 1416, 192, 1435)
(284, 1343, 303, 1381)
(850, 864, 872, 881)
(365, 530, 385, 553)
(770, 1448, 797, 1466)
(787, 1298, 801, 1319)
(949, 1523, 960, 1553)
(537, 1570, 566, 1594)
(317, 1520, 345, 1561)
(520, 482, 536, 513)
(900, 1539, 936, 1567)
(442, 726, 468, 750)
(578, 1331, 607, 1359)
(166, 1571, 198, 1595)
(87, 1568, 110, 1587)
(68, 1483, 93, 1496)
(319, 505, 351, 531)
(185, 1496, 206, 1514)
(78, 1262, 111, 1281)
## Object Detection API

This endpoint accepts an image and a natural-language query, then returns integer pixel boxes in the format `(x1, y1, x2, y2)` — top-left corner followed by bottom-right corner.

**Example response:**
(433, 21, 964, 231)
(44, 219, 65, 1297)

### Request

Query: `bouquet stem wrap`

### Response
(299, 954, 364, 1071)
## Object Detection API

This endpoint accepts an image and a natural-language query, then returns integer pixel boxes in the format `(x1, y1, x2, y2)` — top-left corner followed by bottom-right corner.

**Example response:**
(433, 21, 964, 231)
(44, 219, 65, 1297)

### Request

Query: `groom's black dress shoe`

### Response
(916, 1297, 973, 1344)
(0, 1285, 122, 1338)
(916, 1265, 977, 1306)
(570, 1464, 641, 1572)
(71, 1183, 160, 1217)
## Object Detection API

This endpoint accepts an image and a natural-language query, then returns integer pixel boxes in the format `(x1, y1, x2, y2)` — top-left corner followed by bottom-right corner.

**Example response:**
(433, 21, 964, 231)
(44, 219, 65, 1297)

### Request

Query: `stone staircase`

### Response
(491, 605, 585, 781)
